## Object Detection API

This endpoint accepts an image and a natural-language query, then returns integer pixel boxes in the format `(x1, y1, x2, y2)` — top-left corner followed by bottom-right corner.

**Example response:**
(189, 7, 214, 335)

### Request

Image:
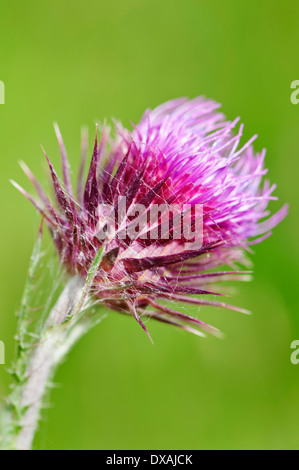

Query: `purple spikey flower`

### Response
(12, 97, 287, 340)
(5, 96, 288, 450)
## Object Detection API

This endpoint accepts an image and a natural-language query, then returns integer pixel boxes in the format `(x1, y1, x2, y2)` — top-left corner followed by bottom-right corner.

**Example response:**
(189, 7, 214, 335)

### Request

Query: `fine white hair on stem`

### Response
(14, 276, 104, 450)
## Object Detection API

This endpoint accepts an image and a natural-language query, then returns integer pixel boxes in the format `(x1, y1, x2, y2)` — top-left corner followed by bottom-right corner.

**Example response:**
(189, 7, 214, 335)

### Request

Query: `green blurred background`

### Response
(0, 0, 298, 450)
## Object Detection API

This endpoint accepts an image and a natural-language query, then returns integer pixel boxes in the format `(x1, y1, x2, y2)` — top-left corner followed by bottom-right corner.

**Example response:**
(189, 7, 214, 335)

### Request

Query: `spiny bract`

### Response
(12, 97, 288, 340)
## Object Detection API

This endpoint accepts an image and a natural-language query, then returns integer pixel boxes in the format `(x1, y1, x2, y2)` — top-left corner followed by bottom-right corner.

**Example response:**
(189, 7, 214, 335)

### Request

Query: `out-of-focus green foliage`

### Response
(0, 0, 298, 450)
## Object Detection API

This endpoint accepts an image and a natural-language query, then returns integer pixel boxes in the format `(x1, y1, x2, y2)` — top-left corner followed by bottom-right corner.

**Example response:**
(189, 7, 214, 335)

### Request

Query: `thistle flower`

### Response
(12, 97, 287, 340)
(5, 97, 288, 450)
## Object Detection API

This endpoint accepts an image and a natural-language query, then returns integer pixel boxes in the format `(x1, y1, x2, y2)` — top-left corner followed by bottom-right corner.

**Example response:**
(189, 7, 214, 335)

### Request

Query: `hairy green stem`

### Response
(3, 275, 102, 450)
(0, 243, 105, 450)
(15, 276, 84, 450)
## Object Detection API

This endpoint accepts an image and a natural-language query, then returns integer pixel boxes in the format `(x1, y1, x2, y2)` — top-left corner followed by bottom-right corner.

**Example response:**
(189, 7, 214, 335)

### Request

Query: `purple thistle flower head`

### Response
(12, 97, 288, 340)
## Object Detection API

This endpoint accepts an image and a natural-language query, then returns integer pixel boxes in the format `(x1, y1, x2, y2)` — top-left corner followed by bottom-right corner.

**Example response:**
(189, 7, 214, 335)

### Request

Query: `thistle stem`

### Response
(5, 276, 90, 450)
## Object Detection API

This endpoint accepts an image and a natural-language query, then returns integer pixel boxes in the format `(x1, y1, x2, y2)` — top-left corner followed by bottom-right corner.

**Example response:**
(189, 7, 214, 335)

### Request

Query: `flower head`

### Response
(12, 97, 288, 339)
